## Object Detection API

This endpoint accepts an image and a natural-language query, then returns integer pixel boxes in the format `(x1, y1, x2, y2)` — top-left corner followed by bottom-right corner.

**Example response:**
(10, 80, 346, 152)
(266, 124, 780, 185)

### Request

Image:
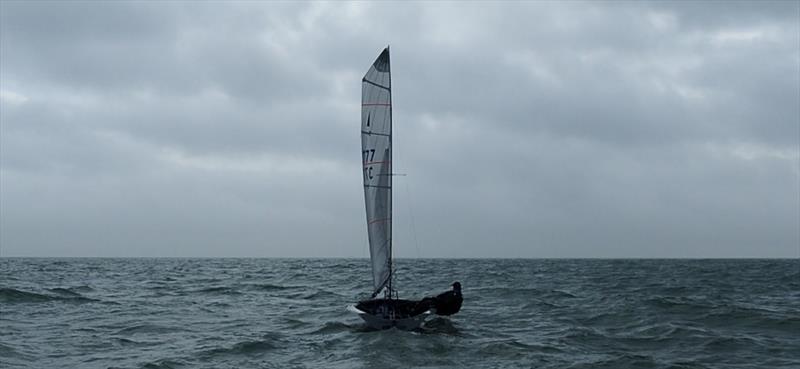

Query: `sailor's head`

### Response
(452, 281, 461, 291)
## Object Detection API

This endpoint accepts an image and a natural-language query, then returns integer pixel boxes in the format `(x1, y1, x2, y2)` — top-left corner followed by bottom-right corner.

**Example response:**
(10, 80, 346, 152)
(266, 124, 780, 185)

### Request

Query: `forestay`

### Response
(361, 48, 392, 297)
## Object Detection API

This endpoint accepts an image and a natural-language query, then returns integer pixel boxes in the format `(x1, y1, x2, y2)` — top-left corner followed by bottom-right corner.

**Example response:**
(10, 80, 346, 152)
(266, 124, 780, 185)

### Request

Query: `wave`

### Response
(0, 287, 96, 304)
(115, 324, 187, 335)
(697, 305, 800, 333)
(0, 288, 53, 303)
(546, 289, 578, 299)
(71, 285, 95, 293)
(308, 321, 356, 335)
(570, 353, 659, 369)
(280, 317, 309, 330)
(306, 290, 344, 299)
(657, 285, 692, 295)
(140, 359, 186, 369)
(198, 338, 279, 358)
(421, 317, 463, 336)
(114, 337, 144, 347)
(249, 283, 296, 291)
(701, 335, 763, 352)
(522, 299, 563, 310)
(287, 289, 344, 300)
(0, 342, 31, 360)
(191, 286, 241, 295)
(579, 311, 641, 327)
(644, 295, 715, 313)
(561, 326, 608, 343)
(477, 339, 555, 358)
(632, 323, 707, 341)
(2, 258, 797, 369)
(49, 287, 84, 297)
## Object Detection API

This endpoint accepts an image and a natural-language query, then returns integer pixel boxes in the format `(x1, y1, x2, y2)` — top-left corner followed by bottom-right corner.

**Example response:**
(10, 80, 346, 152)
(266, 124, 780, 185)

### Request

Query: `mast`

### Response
(387, 44, 393, 299)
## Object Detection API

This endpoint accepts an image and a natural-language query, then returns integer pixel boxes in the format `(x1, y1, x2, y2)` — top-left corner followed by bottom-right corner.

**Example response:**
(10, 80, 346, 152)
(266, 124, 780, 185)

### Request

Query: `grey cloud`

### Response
(648, 0, 800, 29)
(1, 1, 797, 257)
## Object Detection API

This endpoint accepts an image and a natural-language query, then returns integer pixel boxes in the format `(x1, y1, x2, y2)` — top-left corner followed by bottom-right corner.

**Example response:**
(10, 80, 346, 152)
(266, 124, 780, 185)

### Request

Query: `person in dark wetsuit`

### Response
(432, 282, 462, 315)
(414, 282, 463, 316)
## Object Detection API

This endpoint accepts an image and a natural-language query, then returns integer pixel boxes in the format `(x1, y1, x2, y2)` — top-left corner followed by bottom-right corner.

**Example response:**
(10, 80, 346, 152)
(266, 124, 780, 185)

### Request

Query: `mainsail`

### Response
(351, 47, 462, 330)
(361, 47, 392, 297)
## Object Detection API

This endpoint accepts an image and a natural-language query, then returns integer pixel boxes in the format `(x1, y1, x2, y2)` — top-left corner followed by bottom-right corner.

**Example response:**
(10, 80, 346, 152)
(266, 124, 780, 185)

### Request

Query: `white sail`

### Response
(361, 47, 392, 297)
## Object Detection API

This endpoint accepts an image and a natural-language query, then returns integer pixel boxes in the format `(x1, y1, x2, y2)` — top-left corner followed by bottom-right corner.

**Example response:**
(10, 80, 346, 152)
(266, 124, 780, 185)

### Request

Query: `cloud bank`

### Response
(1, 1, 798, 257)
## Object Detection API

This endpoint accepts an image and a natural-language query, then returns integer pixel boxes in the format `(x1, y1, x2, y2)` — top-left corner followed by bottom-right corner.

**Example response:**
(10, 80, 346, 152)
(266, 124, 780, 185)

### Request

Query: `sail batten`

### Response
(361, 47, 393, 296)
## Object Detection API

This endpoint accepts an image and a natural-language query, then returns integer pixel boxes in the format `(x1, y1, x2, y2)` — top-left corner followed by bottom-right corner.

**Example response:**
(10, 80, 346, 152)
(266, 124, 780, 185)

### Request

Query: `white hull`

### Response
(348, 305, 430, 330)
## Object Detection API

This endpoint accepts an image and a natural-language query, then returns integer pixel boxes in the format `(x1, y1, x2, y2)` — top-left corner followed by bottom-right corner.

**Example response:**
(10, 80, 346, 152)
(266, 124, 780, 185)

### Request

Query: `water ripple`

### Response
(0, 258, 797, 369)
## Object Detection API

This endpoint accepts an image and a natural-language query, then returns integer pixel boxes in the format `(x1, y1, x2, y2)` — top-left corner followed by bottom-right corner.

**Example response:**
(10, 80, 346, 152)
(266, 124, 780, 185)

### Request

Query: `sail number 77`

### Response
(363, 149, 377, 180)
(362, 149, 376, 163)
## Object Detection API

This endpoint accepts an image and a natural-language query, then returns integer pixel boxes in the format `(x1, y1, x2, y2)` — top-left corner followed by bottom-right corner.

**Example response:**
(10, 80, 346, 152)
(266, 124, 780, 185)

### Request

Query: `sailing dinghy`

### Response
(350, 47, 462, 330)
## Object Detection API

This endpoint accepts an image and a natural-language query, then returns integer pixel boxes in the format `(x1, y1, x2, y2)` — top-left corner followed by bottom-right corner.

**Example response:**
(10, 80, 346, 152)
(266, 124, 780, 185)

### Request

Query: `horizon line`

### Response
(0, 256, 797, 260)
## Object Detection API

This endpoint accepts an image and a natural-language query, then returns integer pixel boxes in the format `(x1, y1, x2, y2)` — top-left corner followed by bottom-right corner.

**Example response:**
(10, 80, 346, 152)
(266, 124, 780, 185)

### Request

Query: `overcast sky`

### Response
(1, 1, 798, 258)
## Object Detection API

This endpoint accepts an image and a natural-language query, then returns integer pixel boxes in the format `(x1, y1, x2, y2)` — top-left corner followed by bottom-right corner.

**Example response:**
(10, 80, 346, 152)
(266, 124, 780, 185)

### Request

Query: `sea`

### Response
(1, 258, 798, 369)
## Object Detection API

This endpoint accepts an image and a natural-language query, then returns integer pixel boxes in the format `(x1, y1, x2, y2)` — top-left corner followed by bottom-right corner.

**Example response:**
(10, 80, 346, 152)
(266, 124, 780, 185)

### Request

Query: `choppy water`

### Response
(1, 258, 798, 368)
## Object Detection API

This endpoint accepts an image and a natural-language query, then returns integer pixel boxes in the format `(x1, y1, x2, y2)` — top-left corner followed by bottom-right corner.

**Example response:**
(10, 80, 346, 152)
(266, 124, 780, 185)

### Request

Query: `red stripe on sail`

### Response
(363, 161, 390, 167)
(368, 217, 391, 225)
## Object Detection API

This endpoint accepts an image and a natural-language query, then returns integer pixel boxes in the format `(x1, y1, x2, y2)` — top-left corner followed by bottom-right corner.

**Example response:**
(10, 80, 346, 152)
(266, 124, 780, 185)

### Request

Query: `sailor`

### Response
(432, 282, 462, 316)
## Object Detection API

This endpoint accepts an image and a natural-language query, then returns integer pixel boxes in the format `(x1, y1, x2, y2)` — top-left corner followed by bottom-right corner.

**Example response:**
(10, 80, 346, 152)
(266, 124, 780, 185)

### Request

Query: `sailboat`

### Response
(350, 47, 462, 330)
